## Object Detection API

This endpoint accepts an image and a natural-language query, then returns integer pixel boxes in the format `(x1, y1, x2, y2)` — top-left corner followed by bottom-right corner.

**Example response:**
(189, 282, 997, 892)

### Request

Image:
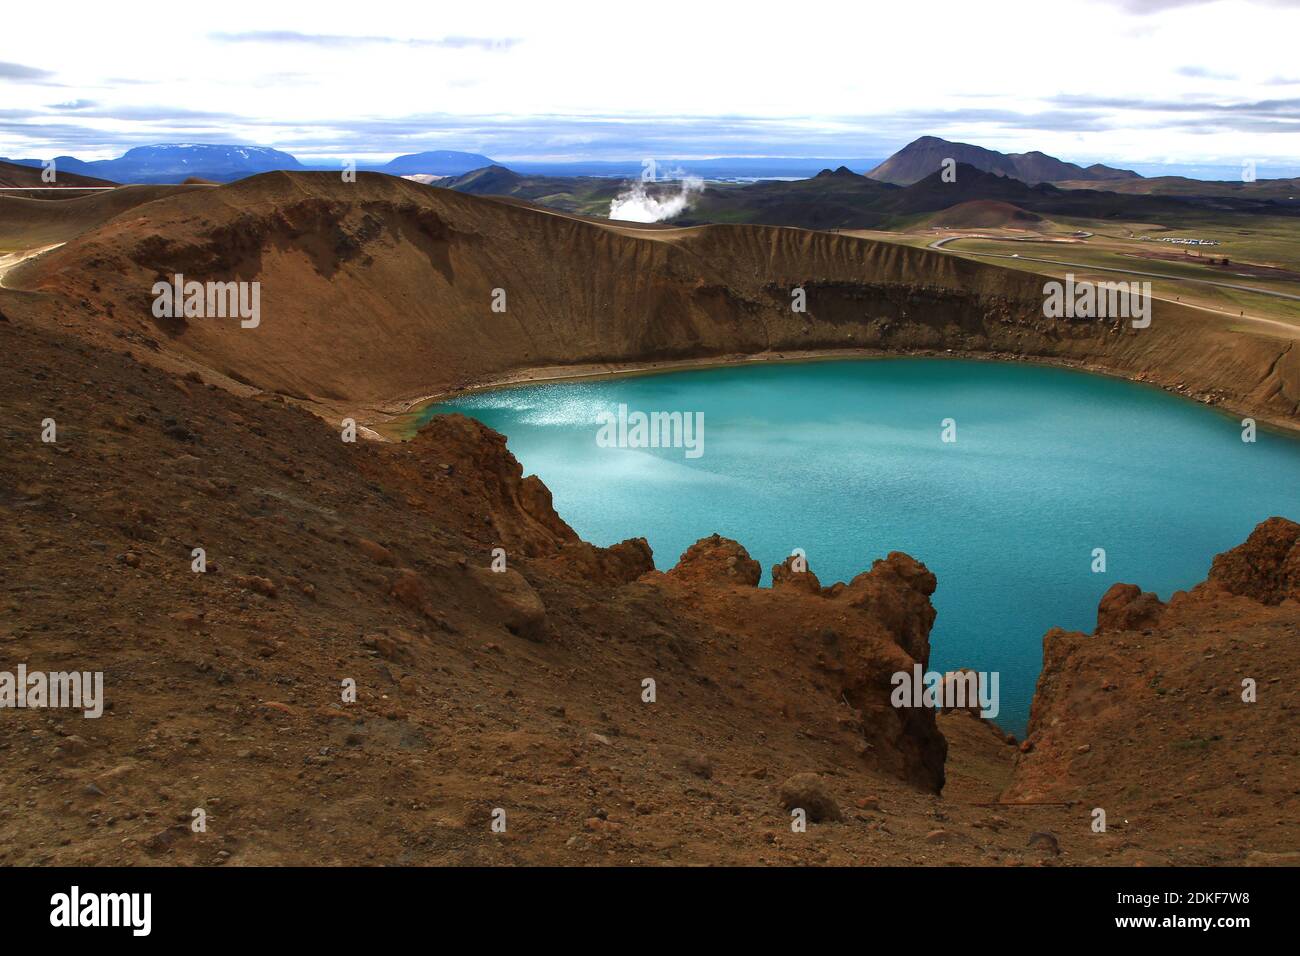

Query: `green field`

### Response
(845, 208, 1300, 327)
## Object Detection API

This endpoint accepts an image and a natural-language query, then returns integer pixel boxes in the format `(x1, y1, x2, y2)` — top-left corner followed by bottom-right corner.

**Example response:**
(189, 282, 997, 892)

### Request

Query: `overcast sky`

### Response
(2, 0, 1298, 167)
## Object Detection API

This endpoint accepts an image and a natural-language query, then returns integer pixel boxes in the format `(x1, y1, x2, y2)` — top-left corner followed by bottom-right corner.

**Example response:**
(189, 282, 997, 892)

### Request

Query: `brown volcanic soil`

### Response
(3, 171, 1296, 435)
(0, 315, 1296, 866)
(0, 317, 973, 865)
(0, 159, 116, 189)
(0, 185, 202, 251)
(0, 172, 1296, 867)
(1007, 520, 1300, 866)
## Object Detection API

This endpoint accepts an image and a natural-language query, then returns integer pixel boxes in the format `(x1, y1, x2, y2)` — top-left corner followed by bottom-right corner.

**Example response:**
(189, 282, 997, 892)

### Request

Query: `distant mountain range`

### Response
(428, 159, 1298, 230)
(0, 145, 498, 184)
(0, 145, 303, 184)
(429, 165, 627, 215)
(867, 136, 1142, 185)
(503, 157, 887, 179)
(0, 146, 886, 184)
(2, 139, 1289, 190)
(379, 150, 496, 176)
(671, 162, 1295, 228)
(434, 165, 532, 195)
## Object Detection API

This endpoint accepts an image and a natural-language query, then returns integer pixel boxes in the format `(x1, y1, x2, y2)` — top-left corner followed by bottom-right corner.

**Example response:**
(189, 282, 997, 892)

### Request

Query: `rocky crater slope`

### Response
(1, 176, 1295, 865)
(0, 314, 1295, 865)
(5, 171, 1296, 433)
(1006, 519, 1300, 865)
(0, 316, 954, 865)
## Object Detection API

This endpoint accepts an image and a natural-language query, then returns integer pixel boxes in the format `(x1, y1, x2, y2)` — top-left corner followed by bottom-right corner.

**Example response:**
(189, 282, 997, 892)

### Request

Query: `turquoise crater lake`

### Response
(422, 358, 1300, 735)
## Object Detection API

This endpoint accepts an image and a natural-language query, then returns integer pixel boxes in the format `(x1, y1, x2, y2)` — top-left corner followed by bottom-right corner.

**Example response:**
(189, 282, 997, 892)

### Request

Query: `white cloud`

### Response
(0, 0, 1297, 165)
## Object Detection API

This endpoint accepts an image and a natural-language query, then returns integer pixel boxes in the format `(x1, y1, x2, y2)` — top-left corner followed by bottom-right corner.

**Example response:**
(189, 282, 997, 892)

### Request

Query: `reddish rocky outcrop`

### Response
(772, 554, 822, 593)
(940, 668, 988, 720)
(1005, 518, 1300, 862)
(667, 534, 763, 587)
(467, 566, 547, 640)
(379, 416, 950, 792)
(549, 537, 655, 586)
(652, 545, 948, 792)
(1095, 582, 1166, 633)
(400, 414, 578, 557)
(1204, 516, 1300, 605)
(1, 312, 1294, 864)
(838, 553, 938, 663)
(371, 413, 655, 594)
(778, 773, 843, 823)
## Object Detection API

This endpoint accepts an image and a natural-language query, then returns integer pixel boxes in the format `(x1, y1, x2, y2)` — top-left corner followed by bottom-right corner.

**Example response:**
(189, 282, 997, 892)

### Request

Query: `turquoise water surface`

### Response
(423, 358, 1300, 735)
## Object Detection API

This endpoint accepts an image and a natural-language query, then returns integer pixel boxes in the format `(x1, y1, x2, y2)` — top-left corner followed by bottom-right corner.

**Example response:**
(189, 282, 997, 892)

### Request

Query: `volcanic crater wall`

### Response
(11, 170, 1298, 429)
